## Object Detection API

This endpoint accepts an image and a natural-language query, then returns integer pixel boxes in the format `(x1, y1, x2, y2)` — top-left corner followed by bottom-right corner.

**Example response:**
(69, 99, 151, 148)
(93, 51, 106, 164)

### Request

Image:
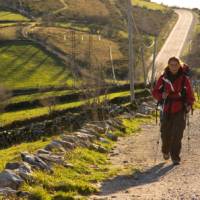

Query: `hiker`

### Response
(152, 57, 195, 165)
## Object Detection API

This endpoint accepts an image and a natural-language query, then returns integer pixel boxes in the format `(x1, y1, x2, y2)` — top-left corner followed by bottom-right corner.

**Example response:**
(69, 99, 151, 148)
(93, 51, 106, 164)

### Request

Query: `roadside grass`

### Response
(20, 115, 152, 200)
(122, 116, 153, 135)
(194, 93, 200, 109)
(0, 11, 29, 21)
(0, 137, 52, 171)
(22, 147, 118, 200)
(0, 91, 131, 126)
(132, 0, 167, 11)
(0, 41, 73, 89)
(112, 114, 154, 137)
(182, 12, 200, 78)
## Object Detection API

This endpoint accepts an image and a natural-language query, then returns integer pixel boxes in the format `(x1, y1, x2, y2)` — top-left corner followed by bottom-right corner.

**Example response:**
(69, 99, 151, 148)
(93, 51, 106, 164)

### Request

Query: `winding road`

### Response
(149, 9, 194, 80)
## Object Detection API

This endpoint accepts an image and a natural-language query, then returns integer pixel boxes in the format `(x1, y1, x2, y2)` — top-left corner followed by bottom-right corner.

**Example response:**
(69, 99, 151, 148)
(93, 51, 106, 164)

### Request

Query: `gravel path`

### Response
(90, 110, 200, 200)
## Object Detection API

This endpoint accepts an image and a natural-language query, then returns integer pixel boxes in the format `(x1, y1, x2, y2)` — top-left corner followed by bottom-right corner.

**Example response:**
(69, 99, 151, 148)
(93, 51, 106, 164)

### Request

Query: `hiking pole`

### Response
(154, 98, 166, 164)
(186, 113, 191, 154)
(154, 95, 168, 164)
(154, 104, 160, 164)
(154, 130, 160, 164)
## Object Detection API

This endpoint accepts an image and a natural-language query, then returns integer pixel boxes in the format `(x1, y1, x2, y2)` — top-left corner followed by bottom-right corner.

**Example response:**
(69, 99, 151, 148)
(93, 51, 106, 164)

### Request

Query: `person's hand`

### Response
(186, 105, 191, 113)
(162, 92, 169, 99)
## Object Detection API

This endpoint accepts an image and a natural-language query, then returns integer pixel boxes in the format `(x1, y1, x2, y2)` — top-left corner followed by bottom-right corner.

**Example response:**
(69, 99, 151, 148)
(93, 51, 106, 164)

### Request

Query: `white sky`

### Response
(151, 0, 200, 9)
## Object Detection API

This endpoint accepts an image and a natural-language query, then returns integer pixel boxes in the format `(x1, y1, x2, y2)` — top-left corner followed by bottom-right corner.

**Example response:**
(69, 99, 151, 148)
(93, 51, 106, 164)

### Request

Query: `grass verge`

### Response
(19, 115, 153, 200)
(0, 137, 53, 171)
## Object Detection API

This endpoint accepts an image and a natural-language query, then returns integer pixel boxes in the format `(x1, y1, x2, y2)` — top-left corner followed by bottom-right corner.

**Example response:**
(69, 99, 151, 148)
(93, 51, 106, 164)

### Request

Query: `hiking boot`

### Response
(163, 153, 170, 160)
(172, 160, 180, 165)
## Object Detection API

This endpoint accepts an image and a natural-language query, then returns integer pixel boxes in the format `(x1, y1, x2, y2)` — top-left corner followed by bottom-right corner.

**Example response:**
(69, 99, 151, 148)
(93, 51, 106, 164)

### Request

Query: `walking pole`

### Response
(154, 130, 160, 164)
(186, 111, 192, 154)
(154, 98, 166, 164)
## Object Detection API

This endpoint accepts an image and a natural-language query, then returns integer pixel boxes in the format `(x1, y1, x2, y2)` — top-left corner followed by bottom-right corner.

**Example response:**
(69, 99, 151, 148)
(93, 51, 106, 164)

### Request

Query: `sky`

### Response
(151, 0, 200, 9)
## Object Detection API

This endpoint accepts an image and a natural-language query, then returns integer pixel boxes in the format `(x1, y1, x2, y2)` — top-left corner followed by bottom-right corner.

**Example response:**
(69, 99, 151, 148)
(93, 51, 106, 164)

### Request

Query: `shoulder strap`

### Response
(181, 74, 186, 90)
(181, 75, 187, 99)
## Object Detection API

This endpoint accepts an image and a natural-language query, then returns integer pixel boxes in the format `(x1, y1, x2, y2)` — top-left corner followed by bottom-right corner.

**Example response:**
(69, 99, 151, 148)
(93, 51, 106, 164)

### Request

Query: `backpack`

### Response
(155, 64, 192, 123)
(182, 63, 192, 78)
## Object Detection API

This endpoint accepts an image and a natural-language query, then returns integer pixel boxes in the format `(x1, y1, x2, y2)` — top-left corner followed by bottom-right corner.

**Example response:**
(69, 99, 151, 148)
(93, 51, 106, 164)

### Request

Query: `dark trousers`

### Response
(161, 110, 186, 161)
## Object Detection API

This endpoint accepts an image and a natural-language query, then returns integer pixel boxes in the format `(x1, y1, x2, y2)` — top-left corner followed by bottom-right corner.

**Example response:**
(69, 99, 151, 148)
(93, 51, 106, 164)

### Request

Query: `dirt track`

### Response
(90, 110, 200, 200)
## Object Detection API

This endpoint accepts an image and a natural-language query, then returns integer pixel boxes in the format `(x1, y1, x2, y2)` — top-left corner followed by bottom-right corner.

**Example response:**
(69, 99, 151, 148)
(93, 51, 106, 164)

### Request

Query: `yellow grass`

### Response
(30, 26, 123, 65)
(64, 0, 109, 17)
(0, 138, 52, 171)
(132, 0, 167, 11)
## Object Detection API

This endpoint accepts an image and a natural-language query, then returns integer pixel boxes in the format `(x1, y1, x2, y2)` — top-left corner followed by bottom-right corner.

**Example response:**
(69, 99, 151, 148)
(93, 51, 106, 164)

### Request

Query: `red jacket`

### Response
(152, 67, 195, 113)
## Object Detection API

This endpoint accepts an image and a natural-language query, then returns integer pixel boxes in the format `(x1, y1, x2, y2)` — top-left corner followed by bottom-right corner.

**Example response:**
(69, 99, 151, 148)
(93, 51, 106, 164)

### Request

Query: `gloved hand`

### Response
(162, 92, 169, 99)
(186, 105, 191, 113)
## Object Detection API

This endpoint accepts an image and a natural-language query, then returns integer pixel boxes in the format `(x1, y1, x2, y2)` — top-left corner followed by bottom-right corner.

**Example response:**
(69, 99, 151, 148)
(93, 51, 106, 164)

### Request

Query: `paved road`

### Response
(149, 9, 194, 80)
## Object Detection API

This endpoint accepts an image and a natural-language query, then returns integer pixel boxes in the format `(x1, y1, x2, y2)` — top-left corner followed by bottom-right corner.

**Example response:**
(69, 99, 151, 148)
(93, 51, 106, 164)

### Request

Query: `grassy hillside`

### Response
(0, 0, 112, 24)
(132, 0, 167, 11)
(0, 0, 63, 17)
(57, 0, 110, 22)
(29, 26, 123, 65)
(183, 9, 200, 78)
(185, 24, 200, 77)
(0, 41, 73, 89)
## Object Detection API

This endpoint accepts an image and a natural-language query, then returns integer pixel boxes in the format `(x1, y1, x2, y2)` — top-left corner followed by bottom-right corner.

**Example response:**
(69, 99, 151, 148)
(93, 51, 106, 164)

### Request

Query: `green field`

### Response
(0, 11, 29, 21)
(0, 91, 130, 126)
(9, 89, 76, 104)
(0, 41, 73, 89)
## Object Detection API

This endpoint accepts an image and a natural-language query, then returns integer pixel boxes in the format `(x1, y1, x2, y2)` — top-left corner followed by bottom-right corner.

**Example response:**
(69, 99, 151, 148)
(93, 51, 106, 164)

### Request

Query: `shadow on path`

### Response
(99, 162, 175, 196)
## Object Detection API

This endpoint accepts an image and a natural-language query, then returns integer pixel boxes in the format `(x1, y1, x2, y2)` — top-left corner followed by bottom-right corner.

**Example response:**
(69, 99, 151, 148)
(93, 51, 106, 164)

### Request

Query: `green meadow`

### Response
(0, 41, 73, 90)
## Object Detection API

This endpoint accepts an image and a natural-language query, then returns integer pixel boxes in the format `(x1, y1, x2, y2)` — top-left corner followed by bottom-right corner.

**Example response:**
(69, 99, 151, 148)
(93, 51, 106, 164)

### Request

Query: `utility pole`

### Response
(109, 45, 117, 84)
(141, 44, 147, 87)
(88, 34, 93, 69)
(71, 30, 76, 88)
(151, 35, 157, 90)
(127, 0, 135, 102)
